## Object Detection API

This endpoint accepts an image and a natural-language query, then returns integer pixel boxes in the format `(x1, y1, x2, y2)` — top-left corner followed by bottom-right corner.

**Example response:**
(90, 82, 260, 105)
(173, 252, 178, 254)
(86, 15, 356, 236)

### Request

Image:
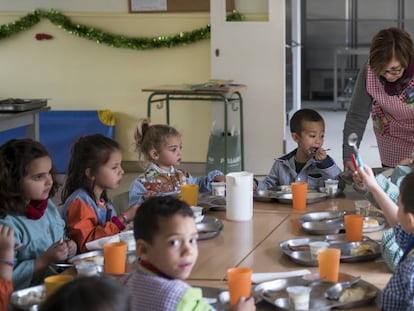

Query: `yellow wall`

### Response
(0, 12, 212, 162)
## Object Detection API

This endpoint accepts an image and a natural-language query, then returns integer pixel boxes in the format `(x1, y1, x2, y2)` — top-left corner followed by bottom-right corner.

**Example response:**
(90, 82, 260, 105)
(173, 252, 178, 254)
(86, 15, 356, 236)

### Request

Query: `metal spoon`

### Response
(325, 276, 361, 300)
(347, 133, 359, 154)
(347, 133, 363, 167)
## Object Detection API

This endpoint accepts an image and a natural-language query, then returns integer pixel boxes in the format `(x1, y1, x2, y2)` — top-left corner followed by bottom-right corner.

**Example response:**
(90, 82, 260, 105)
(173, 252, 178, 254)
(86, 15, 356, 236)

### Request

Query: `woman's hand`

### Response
(343, 160, 355, 172)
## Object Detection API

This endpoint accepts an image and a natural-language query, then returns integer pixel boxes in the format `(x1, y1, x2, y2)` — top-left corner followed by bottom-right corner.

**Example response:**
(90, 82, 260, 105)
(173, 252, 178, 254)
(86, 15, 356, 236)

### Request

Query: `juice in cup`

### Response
(318, 248, 340, 282)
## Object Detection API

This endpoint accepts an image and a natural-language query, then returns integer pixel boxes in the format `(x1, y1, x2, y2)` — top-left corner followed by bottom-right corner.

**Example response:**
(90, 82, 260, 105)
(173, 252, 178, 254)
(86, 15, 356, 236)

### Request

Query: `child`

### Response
(356, 167, 414, 310)
(0, 224, 14, 310)
(39, 275, 131, 311)
(255, 108, 341, 190)
(61, 134, 138, 253)
(120, 196, 255, 311)
(0, 139, 77, 290)
(129, 119, 225, 207)
(354, 158, 414, 271)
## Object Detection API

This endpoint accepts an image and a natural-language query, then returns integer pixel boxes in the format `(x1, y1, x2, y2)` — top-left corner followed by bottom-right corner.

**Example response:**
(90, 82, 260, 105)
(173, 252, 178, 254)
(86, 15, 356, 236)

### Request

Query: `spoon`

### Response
(325, 276, 361, 300)
(347, 133, 363, 167)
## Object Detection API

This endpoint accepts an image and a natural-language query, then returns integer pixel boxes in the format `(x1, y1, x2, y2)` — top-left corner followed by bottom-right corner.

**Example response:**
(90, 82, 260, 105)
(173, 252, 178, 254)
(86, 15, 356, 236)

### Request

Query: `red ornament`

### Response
(35, 33, 53, 40)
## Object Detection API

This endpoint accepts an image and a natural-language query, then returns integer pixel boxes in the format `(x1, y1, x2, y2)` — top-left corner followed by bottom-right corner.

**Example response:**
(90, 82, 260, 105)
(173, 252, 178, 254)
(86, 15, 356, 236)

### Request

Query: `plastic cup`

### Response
(309, 241, 330, 260)
(227, 267, 252, 306)
(286, 286, 312, 310)
(103, 241, 127, 274)
(355, 200, 370, 217)
(180, 184, 199, 206)
(324, 179, 339, 195)
(44, 275, 74, 296)
(211, 182, 226, 197)
(318, 248, 340, 282)
(291, 182, 308, 209)
(344, 214, 364, 242)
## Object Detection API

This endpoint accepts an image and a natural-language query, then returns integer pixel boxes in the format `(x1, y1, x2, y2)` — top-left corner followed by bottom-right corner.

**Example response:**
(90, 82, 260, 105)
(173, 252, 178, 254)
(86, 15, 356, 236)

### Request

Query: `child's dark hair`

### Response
(134, 119, 181, 162)
(39, 275, 130, 311)
(290, 109, 324, 135)
(399, 172, 414, 214)
(61, 134, 121, 203)
(0, 139, 58, 217)
(133, 196, 194, 242)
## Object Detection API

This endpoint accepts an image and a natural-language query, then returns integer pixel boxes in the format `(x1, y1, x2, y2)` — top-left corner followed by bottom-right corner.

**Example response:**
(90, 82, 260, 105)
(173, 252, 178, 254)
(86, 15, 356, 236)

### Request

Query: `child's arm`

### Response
(65, 199, 121, 253)
(0, 224, 14, 311)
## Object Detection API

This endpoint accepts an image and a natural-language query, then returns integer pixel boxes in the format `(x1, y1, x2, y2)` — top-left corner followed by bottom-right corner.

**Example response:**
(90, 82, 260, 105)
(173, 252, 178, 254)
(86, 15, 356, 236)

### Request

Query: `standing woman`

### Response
(342, 27, 414, 170)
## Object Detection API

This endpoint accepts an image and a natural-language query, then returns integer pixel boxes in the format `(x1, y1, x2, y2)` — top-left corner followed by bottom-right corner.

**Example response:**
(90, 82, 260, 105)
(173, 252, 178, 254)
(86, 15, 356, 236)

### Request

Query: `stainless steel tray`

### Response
(253, 190, 279, 202)
(197, 215, 224, 240)
(276, 192, 328, 204)
(10, 284, 45, 310)
(279, 234, 381, 266)
(198, 193, 226, 211)
(300, 211, 386, 235)
(253, 272, 379, 310)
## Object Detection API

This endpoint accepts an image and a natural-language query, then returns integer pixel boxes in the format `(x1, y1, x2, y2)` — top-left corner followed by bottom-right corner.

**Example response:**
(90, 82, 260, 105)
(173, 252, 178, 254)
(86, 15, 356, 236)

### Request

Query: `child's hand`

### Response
(399, 157, 414, 168)
(355, 165, 377, 191)
(43, 239, 71, 264)
(313, 147, 327, 162)
(231, 296, 256, 311)
(124, 205, 139, 223)
(66, 240, 77, 258)
(0, 224, 14, 260)
(214, 175, 226, 182)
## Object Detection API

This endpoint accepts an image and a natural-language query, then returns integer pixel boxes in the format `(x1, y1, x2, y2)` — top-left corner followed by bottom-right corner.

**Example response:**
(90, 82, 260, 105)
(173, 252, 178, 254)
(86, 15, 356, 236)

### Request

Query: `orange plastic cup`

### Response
(291, 182, 308, 209)
(103, 241, 127, 274)
(180, 184, 199, 206)
(318, 248, 341, 282)
(227, 267, 252, 306)
(44, 275, 74, 296)
(344, 214, 363, 242)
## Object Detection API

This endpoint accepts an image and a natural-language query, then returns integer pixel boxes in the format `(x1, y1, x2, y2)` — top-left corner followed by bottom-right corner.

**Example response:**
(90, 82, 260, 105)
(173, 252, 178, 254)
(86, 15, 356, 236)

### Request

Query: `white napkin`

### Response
(85, 234, 120, 251)
(251, 269, 312, 284)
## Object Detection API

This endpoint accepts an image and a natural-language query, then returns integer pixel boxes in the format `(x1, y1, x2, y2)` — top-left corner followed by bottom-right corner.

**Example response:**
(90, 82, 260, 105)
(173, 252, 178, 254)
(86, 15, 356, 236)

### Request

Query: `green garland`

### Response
(0, 9, 243, 50)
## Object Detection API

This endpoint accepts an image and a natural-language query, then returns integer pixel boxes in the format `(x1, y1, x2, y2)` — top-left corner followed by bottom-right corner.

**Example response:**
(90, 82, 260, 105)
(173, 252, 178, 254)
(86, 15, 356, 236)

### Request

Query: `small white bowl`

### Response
(191, 206, 204, 223)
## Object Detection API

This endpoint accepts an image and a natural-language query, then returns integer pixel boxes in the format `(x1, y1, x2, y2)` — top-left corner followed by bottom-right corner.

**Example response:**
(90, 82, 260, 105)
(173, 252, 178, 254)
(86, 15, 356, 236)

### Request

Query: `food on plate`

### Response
(72, 255, 104, 266)
(338, 286, 366, 302)
(350, 244, 375, 256)
(288, 244, 310, 252)
(363, 218, 379, 227)
(14, 289, 45, 307)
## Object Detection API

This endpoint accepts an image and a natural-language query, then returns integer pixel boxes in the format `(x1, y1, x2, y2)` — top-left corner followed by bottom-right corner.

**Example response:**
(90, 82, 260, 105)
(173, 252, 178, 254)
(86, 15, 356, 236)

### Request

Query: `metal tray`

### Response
(10, 284, 45, 310)
(299, 211, 386, 235)
(198, 193, 226, 211)
(279, 235, 381, 266)
(67, 250, 104, 265)
(197, 215, 224, 240)
(253, 190, 279, 202)
(253, 272, 379, 310)
(276, 192, 328, 205)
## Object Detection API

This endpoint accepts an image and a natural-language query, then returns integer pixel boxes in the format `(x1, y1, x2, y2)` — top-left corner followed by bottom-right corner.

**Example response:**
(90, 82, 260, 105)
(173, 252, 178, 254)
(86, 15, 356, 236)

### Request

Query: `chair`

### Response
(112, 191, 130, 215)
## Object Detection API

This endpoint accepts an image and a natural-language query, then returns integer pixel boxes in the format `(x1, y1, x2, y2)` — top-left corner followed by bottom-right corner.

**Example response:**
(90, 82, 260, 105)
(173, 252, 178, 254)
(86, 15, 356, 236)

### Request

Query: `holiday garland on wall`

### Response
(0, 9, 243, 50)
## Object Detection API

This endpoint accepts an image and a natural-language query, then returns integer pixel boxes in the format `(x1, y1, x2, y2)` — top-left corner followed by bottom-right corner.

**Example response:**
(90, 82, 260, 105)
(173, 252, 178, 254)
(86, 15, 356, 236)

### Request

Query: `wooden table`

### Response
(0, 106, 50, 141)
(142, 84, 246, 173)
(189, 193, 391, 310)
